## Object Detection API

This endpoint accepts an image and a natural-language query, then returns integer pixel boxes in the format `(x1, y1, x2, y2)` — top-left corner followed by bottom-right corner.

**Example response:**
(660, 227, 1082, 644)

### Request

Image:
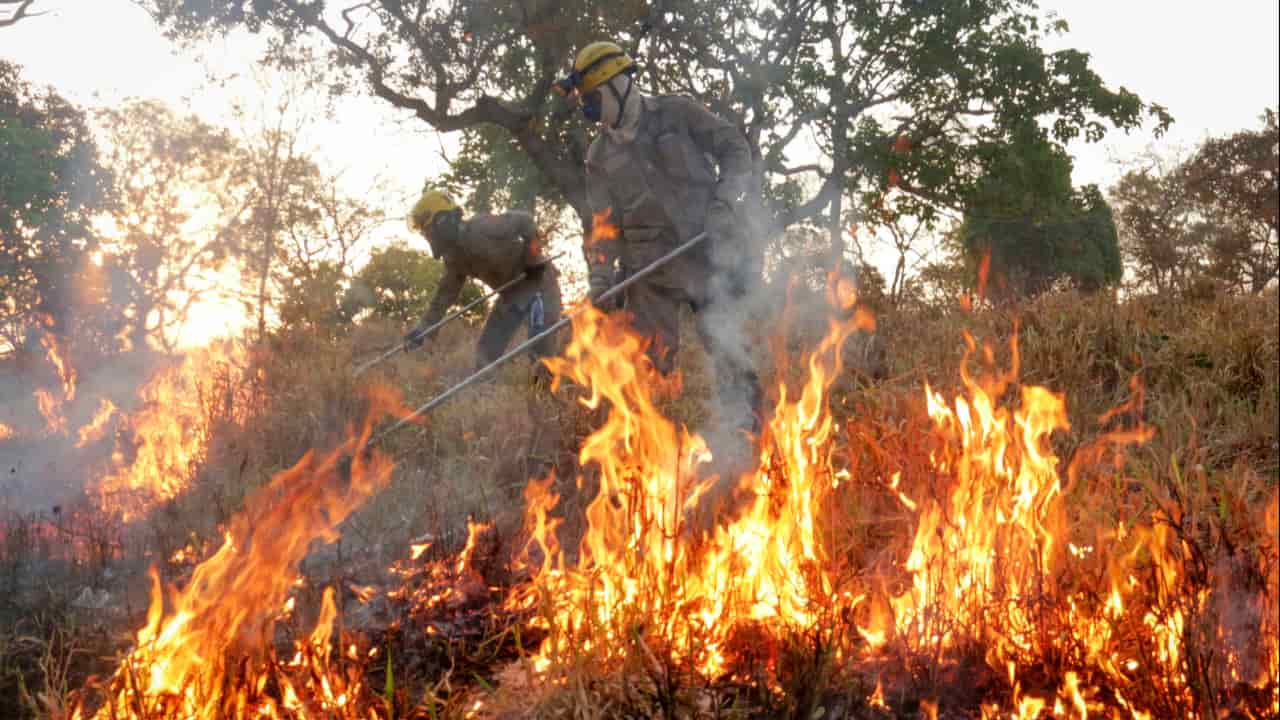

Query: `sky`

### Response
(2, 0, 1277, 341)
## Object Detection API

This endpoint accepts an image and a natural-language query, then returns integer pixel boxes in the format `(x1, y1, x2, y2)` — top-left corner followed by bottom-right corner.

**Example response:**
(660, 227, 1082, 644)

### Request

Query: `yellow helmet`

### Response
(556, 40, 636, 95)
(408, 189, 460, 233)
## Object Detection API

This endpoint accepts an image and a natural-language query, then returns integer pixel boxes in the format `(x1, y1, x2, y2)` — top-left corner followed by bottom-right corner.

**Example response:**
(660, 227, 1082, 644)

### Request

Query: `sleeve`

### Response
(678, 97, 753, 205)
(417, 260, 466, 333)
(512, 210, 538, 244)
(510, 211, 547, 266)
(584, 156, 621, 271)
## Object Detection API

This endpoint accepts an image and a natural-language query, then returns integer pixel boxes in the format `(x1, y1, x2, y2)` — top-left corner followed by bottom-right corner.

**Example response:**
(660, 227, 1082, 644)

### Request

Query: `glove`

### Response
(587, 264, 613, 308)
(403, 326, 428, 351)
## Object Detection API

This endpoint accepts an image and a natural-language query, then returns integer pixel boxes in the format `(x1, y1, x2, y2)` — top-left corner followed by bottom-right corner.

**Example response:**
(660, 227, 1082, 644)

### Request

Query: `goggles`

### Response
(554, 51, 628, 122)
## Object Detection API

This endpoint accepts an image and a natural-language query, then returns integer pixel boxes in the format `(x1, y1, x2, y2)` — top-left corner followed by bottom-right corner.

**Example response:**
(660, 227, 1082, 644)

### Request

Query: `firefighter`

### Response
(556, 40, 765, 442)
(404, 189, 562, 374)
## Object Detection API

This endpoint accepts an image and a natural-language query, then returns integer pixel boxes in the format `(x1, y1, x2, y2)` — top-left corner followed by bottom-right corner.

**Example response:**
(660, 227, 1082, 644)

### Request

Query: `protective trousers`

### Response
(618, 233, 763, 436)
(475, 265, 563, 370)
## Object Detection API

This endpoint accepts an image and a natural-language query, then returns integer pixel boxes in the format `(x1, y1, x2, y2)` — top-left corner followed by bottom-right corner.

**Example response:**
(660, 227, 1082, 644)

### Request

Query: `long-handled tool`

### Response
(367, 231, 708, 448)
(352, 251, 566, 378)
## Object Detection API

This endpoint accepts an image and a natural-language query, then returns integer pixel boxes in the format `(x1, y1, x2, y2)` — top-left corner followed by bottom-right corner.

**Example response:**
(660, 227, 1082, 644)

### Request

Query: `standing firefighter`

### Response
(557, 41, 765, 447)
(405, 189, 562, 374)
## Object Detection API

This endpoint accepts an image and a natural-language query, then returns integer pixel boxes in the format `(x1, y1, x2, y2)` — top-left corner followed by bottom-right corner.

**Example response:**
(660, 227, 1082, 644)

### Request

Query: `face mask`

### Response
(581, 88, 603, 122)
(582, 75, 631, 128)
(430, 211, 461, 246)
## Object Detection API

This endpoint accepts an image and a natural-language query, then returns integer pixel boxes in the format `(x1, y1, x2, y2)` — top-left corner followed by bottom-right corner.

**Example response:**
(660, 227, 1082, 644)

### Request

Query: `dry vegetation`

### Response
(0, 285, 1275, 719)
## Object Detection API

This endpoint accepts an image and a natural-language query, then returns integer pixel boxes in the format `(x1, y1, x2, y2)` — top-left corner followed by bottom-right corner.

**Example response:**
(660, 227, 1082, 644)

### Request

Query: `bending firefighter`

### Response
(405, 189, 562, 373)
(557, 41, 764, 445)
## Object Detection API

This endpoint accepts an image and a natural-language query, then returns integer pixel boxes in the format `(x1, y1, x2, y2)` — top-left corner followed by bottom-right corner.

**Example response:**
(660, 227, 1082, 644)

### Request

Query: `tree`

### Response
(277, 260, 360, 332)
(1181, 110, 1278, 293)
(0, 59, 111, 354)
(1111, 111, 1278, 295)
(140, 0, 1169, 263)
(275, 174, 389, 334)
(354, 242, 484, 326)
(956, 128, 1121, 299)
(0, 0, 42, 28)
(1110, 153, 1207, 294)
(93, 100, 250, 350)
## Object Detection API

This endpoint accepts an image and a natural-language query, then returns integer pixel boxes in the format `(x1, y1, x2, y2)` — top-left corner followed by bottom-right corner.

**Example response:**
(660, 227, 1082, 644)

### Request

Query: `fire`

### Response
(888, 330, 1071, 655)
(42, 332, 78, 402)
(586, 209, 617, 266)
(35, 387, 67, 433)
(76, 398, 119, 448)
(92, 342, 244, 520)
(56, 275, 1277, 717)
(515, 284, 870, 677)
(503, 291, 1276, 716)
(0, 422, 12, 440)
(71, 384, 408, 720)
(29, 332, 79, 434)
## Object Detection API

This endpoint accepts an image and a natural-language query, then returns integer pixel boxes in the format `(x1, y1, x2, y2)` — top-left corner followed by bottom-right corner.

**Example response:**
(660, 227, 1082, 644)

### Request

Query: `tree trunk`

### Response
(257, 206, 277, 340)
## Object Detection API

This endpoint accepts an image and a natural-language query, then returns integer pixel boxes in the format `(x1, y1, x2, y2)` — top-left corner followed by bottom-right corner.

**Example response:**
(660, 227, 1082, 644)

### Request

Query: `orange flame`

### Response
(515, 297, 865, 677)
(503, 296, 1275, 715)
(72, 384, 407, 719)
(92, 342, 244, 521)
(35, 387, 67, 434)
(586, 209, 618, 266)
(42, 332, 77, 402)
(76, 398, 119, 448)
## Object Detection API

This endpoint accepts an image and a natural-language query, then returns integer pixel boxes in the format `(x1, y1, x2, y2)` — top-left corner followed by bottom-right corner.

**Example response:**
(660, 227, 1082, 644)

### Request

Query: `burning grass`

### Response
(1, 288, 1275, 719)
(70, 384, 408, 719)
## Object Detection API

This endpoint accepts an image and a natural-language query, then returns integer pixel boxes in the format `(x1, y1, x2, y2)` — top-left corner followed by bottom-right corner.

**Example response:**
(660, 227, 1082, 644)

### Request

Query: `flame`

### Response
(92, 342, 244, 521)
(0, 422, 12, 441)
(35, 387, 67, 433)
(72, 384, 408, 719)
(30, 333, 79, 434)
(504, 296, 1274, 716)
(42, 332, 78, 402)
(515, 298, 867, 677)
(960, 250, 992, 312)
(76, 398, 119, 448)
(586, 209, 617, 247)
(586, 209, 617, 265)
(887, 330, 1069, 656)
(55, 274, 1276, 716)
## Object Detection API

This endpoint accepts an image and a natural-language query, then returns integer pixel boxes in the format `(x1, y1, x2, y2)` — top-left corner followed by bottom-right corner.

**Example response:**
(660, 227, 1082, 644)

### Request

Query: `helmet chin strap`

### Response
(606, 75, 634, 130)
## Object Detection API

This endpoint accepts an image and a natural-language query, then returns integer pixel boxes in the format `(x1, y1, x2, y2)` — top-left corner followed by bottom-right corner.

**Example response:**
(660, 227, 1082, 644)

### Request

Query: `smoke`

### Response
(682, 171, 889, 531)
(0, 336, 170, 516)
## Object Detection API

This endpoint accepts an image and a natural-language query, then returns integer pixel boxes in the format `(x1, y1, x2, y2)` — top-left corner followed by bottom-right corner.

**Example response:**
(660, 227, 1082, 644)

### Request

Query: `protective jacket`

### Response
(583, 94, 763, 437)
(415, 210, 561, 367)
(421, 211, 548, 327)
(584, 94, 753, 270)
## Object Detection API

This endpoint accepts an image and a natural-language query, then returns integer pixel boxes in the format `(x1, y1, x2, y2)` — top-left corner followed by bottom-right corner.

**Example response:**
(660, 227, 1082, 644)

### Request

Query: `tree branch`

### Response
(0, 0, 43, 28)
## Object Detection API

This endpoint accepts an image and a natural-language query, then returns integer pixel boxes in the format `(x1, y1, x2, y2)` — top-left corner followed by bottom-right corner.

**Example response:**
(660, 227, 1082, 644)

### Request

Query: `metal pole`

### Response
(369, 232, 708, 447)
(352, 252, 565, 378)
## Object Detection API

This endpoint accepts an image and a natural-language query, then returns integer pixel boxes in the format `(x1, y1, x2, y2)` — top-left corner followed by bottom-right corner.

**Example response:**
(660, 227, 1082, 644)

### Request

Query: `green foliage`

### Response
(957, 129, 1122, 298)
(1110, 159, 1201, 294)
(1111, 110, 1279, 295)
(1180, 109, 1279, 293)
(354, 242, 485, 326)
(0, 59, 111, 350)
(139, 0, 1171, 246)
(276, 260, 359, 333)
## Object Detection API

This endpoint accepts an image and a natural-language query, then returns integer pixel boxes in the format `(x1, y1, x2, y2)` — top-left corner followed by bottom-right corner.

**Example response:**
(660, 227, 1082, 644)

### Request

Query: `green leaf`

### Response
(384, 644, 394, 703)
